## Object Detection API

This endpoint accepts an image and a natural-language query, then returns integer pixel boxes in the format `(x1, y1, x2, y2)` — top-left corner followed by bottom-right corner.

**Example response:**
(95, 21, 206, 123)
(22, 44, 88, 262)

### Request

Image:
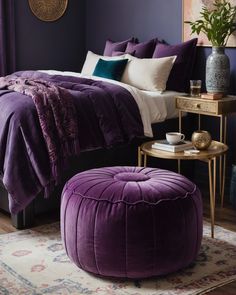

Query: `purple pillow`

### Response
(126, 39, 157, 58)
(152, 38, 198, 92)
(111, 50, 135, 57)
(103, 38, 135, 56)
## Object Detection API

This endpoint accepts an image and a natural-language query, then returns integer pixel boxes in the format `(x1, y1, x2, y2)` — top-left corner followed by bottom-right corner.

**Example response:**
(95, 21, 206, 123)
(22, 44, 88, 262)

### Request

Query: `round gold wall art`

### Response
(28, 0, 68, 22)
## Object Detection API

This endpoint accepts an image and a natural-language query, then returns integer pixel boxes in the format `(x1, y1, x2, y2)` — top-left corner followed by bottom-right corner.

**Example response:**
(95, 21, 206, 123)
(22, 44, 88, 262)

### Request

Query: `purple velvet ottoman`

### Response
(61, 166, 202, 279)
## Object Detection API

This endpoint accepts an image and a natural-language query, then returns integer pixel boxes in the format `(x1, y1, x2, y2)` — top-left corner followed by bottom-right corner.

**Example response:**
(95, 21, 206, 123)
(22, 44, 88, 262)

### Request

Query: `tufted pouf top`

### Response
(61, 166, 202, 279)
(64, 166, 197, 204)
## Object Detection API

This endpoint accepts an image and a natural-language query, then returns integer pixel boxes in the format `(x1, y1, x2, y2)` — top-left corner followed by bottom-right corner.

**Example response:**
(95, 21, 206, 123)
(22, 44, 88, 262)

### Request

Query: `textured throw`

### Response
(0, 222, 236, 295)
(0, 71, 143, 213)
(0, 75, 79, 182)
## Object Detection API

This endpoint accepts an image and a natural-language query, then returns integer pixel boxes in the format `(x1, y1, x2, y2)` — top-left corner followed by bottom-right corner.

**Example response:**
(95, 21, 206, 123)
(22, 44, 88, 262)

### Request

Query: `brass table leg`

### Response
(138, 146, 142, 166)
(221, 154, 226, 207)
(144, 154, 147, 167)
(198, 113, 201, 130)
(219, 115, 224, 194)
(138, 146, 147, 167)
(213, 157, 216, 201)
(208, 158, 215, 238)
(219, 155, 222, 199)
(179, 110, 182, 133)
(178, 110, 182, 174)
(178, 159, 181, 174)
(221, 116, 227, 207)
(224, 115, 227, 144)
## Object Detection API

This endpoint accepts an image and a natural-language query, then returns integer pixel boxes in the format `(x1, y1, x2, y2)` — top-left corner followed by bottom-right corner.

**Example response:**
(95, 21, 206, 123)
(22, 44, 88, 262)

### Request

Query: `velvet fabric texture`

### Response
(0, 0, 15, 76)
(61, 166, 203, 279)
(93, 58, 128, 81)
(111, 50, 135, 57)
(0, 76, 79, 183)
(126, 39, 157, 58)
(152, 38, 198, 92)
(81, 51, 128, 76)
(0, 71, 143, 214)
(103, 38, 135, 56)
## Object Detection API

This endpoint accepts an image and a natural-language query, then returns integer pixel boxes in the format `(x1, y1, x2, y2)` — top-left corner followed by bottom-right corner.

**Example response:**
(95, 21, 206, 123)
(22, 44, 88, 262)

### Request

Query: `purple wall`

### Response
(14, 0, 86, 71)
(86, 0, 182, 54)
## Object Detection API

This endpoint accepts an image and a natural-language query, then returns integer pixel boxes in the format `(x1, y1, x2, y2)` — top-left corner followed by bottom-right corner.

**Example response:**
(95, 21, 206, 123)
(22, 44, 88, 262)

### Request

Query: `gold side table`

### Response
(176, 95, 236, 206)
(138, 140, 228, 238)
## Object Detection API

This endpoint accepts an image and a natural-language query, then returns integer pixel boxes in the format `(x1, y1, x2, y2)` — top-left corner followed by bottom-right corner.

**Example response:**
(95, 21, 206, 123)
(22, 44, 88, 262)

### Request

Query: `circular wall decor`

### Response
(28, 0, 68, 22)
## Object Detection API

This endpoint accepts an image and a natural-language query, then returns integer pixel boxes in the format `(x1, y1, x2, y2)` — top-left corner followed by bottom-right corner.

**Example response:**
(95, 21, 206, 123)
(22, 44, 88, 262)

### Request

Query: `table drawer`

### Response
(176, 98, 217, 114)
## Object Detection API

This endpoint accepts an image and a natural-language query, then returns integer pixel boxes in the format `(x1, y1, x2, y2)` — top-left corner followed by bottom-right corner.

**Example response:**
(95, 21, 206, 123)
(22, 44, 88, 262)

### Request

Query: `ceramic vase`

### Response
(206, 46, 230, 94)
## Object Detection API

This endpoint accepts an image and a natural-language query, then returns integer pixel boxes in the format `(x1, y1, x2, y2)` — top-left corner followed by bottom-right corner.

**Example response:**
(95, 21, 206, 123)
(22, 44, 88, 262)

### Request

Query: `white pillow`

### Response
(121, 54, 176, 92)
(81, 51, 127, 76)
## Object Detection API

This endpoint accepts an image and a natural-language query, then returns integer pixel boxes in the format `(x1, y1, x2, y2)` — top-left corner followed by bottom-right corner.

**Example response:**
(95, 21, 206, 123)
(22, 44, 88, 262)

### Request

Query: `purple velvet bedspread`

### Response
(0, 75, 80, 186)
(0, 71, 143, 214)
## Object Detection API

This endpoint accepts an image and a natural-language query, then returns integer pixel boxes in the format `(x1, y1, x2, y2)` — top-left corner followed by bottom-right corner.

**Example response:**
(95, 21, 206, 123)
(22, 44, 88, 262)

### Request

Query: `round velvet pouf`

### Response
(61, 166, 202, 279)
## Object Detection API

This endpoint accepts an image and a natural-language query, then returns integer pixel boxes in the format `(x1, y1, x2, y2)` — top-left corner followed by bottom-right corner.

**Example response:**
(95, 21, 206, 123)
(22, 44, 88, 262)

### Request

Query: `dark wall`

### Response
(86, 0, 182, 54)
(14, 0, 86, 72)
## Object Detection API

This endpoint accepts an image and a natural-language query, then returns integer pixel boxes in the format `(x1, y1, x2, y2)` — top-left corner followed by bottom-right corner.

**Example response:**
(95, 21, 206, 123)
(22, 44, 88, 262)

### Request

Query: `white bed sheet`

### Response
(39, 70, 186, 138)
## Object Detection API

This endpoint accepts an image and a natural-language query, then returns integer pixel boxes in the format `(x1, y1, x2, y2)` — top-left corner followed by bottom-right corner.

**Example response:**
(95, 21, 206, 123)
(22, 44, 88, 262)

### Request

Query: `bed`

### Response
(0, 69, 187, 228)
(0, 36, 198, 228)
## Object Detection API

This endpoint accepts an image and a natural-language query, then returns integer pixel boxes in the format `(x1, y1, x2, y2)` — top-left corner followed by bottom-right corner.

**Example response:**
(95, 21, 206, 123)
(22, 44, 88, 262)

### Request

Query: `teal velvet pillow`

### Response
(93, 58, 128, 81)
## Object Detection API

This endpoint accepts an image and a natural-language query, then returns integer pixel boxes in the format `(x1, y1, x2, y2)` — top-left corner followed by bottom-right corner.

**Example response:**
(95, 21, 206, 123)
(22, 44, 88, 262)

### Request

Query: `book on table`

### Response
(151, 140, 193, 152)
(200, 92, 224, 100)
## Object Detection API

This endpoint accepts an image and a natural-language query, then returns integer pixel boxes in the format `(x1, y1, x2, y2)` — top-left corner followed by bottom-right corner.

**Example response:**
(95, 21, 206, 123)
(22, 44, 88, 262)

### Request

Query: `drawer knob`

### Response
(194, 103, 201, 108)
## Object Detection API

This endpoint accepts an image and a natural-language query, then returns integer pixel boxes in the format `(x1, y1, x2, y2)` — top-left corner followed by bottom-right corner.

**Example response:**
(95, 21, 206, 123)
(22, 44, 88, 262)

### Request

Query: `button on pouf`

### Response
(61, 166, 202, 279)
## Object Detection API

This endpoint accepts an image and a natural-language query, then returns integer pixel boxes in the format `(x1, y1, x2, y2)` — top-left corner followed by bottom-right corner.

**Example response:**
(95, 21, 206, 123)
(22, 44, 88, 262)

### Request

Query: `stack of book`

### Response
(151, 140, 193, 152)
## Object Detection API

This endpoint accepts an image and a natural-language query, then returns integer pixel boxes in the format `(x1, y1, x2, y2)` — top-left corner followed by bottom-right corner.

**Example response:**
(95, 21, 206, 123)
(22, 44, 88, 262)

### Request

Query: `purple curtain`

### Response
(0, 0, 15, 76)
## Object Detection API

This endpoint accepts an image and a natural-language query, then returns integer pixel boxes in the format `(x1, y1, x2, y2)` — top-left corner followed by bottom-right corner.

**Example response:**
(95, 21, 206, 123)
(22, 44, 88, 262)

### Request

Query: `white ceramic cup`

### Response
(166, 132, 185, 144)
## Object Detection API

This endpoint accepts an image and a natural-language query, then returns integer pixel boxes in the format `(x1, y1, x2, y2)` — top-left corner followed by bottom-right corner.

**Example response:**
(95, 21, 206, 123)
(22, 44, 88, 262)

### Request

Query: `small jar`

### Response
(191, 130, 212, 150)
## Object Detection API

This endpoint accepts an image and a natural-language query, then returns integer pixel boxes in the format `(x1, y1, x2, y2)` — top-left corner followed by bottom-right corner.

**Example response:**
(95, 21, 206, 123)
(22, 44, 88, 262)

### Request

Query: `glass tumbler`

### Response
(190, 80, 202, 97)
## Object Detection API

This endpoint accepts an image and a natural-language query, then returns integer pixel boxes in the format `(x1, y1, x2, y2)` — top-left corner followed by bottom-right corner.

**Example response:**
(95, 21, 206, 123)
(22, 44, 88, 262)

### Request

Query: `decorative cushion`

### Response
(152, 38, 198, 92)
(121, 54, 176, 91)
(81, 51, 126, 76)
(93, 58, 128, 81)
(103, 37, 135, 56)
(112, 50, 135, 57)
(126, 38, 157, 58)
(61, 166, 203, 279)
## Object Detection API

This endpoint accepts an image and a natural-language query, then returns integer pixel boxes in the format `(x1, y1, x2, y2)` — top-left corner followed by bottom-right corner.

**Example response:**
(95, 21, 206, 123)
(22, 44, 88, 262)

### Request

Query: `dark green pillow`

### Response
(93, 58, 128, 81)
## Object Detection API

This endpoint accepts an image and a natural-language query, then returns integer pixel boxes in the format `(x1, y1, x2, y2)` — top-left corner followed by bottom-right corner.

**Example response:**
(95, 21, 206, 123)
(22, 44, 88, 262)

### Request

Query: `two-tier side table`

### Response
(138, 141, 228, 238)
(176, 95, 236, 206)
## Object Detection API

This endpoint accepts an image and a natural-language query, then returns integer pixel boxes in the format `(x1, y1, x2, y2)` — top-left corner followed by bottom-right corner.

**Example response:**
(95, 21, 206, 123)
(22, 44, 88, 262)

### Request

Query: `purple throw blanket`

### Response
(0, 71, 144, 214)
(0, 75, 80, 183)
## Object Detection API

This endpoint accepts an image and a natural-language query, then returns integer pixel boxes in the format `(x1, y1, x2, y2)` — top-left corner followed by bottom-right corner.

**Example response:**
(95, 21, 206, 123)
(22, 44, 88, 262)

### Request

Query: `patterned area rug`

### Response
(0, 222, 236, 295)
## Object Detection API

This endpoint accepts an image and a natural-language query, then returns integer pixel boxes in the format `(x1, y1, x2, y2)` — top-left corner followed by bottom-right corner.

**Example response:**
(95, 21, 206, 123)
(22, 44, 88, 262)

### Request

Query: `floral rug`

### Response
(0, 222, 236, 295)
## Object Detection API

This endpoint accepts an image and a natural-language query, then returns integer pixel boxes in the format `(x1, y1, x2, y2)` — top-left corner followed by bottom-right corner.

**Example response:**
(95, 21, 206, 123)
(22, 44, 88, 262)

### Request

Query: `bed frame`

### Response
(0, 116, 194, 229)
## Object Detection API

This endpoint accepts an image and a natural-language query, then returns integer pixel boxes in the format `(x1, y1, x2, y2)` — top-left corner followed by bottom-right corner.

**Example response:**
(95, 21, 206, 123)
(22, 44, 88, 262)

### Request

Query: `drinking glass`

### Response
(190, 80, 201, 97)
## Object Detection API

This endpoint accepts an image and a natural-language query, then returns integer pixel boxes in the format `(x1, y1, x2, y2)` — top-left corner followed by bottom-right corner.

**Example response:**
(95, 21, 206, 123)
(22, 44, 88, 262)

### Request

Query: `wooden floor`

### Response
(0, 196, 236, 294)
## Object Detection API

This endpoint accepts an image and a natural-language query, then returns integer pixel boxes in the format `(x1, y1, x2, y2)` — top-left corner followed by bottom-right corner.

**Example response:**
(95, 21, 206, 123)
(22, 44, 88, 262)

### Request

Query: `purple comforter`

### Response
(0, 75, 80, 185)
(0, 71, 144, 214)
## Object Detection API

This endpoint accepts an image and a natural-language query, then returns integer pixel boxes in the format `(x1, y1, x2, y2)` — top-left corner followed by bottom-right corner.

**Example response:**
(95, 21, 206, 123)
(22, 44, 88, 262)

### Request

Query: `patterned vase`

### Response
(206, 46, 230, 94)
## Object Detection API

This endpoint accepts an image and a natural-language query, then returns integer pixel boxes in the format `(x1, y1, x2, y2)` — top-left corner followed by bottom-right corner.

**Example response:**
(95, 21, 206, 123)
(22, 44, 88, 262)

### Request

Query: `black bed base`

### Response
(0, 183, 34, 229)
(0, 116, 195, 229)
